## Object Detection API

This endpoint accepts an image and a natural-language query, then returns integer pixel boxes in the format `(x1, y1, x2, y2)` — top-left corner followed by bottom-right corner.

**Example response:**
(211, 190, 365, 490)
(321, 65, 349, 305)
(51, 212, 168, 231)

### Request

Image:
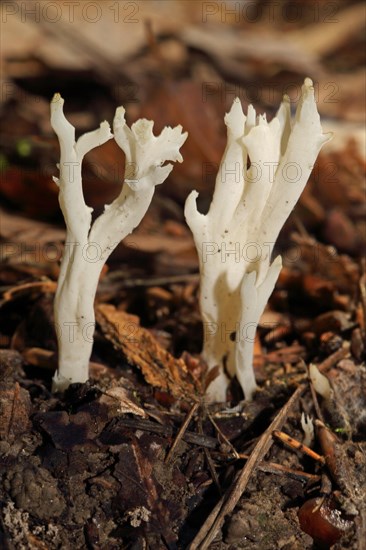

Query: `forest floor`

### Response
(0, 1, 365, 548)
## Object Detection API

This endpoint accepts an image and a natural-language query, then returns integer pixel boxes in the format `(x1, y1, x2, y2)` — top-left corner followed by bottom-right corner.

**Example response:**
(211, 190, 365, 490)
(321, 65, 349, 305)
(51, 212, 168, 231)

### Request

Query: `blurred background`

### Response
(1, 0, 365, 276)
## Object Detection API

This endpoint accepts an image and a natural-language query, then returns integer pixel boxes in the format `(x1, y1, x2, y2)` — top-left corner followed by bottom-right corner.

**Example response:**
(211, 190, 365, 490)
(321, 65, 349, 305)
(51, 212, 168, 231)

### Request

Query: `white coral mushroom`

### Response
(185, 78, 331, 402)
(51, 94, 187, 391)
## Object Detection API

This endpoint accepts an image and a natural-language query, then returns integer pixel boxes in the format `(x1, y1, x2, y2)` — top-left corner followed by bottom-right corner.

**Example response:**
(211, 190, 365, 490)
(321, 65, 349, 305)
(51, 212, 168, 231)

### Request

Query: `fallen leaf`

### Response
(96, 303, 198, 401)
(100, 384, 147, 418)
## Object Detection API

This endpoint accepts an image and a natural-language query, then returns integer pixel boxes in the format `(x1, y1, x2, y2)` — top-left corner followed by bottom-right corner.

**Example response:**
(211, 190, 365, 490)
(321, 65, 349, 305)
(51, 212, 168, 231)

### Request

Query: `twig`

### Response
(316, 343, 350, 373)
(189, 386, 304, 550)
(198, 416, 222, 494)
(207, 410, 240, 459)
(272, 430, 325, 463)
(2, 280, 57, 302)
(116, 417, 218, 450)
(234, 454, 321, 483)
(165, 402, 199, 463)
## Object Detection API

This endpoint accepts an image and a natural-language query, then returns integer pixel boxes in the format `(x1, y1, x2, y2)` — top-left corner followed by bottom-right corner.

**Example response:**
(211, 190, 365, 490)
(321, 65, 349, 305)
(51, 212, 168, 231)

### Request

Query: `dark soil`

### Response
(0, 267, 365, 549)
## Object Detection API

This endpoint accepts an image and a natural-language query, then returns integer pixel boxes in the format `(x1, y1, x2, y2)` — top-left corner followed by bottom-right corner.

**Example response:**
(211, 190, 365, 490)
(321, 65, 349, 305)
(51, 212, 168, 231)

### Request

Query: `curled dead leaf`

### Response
(96, 304, 199, 401)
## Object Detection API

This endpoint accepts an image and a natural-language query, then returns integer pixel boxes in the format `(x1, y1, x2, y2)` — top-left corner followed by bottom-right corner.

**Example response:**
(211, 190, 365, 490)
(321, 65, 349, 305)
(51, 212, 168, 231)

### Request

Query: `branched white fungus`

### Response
(185, 78, 331, 402)
(301, 413, 314, 448)
(51, 94, 187, 391)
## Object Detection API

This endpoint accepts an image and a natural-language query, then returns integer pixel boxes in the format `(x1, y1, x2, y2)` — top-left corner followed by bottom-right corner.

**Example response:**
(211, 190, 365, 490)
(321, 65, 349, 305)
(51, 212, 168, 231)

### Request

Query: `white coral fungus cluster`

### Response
(51, 94, 187, 391)
(185, 78, 331, 401)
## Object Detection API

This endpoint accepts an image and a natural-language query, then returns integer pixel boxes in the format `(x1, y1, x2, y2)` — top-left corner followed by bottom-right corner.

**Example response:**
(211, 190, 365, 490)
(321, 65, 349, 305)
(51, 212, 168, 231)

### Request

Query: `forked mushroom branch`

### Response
(51, 94, 187, 391)
(185, 78, 331, 402)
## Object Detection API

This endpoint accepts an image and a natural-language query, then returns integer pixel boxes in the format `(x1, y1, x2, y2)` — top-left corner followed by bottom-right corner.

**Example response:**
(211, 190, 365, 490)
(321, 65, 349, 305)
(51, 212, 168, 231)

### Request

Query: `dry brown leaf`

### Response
(3, 280, 57, 302)
(99, 385, 147, 418)
(289, 3, 366, 58)
(181, 26, 321, 78)
(96, 303, 198, 400)
(2, 1, 195, 74)
(22, 347, 57, 370)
